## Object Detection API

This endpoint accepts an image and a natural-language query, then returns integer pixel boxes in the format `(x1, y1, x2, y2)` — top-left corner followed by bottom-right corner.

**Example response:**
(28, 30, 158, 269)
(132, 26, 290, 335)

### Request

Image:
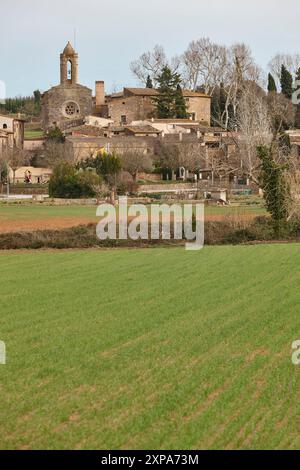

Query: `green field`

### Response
(0, 203, 266, 222)
(24, 124, 44, 140)
(0, 204, 97, 221)
(1, 245, 300, 449)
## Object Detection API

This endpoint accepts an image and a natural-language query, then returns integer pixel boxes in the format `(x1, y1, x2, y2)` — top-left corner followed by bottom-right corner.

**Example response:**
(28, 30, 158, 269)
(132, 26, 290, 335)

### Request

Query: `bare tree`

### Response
(181, 38, 228, 93)
(177, 142, 205, 172)
(130, 45, 168, 86)
(235, 83, 272, 185)
(268, 53, 300, 85)
(267, 92, 295, 138)
(4, 147, 28, 183)
(43, 141, 74, 168)
(119, 148, 153, 180)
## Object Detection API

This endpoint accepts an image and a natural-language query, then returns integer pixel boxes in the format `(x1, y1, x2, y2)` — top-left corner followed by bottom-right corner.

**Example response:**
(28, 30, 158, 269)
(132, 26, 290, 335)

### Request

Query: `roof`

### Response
(108, 92, 125, 99)
(182, 90, 210, 98)
(190, 126, 227, 133)
(151, 118, 199, 124)
(125, 125, 161, 134)
(124, 87, 158, 96)
(62, 41, 75, 55)
(0, 114, 26, 122)
(109, 87, 210, 99)
(64, 125, 105, 137)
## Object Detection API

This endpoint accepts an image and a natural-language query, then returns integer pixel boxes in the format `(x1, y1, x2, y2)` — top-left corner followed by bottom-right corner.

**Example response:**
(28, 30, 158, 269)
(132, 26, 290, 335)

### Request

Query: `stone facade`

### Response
(0, 115, 25, 152)
(103, 88, 211, 125)
(41, 42, 92, 130)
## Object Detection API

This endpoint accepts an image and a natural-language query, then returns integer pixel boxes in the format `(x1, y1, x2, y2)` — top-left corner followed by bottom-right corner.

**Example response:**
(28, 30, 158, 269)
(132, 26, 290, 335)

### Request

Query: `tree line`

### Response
(0, 90, 41, 117)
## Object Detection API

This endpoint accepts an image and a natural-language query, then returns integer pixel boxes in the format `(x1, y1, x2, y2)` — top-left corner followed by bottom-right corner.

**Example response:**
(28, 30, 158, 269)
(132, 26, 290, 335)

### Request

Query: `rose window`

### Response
(64, 101, 80, 117)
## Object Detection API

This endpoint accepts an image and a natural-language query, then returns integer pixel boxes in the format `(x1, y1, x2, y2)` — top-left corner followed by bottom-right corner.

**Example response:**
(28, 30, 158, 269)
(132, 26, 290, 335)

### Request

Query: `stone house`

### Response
(101, 87, 211, 125)
(0, 114, 25, 151)
(65, 135, 154, 161)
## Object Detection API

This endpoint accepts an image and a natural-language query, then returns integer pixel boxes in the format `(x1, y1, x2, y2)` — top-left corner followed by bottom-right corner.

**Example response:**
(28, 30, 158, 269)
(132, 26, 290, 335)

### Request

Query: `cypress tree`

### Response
(280, 65, 293, 99)
(267, 73, 277, 93)
(258, 145, 290, 235)
(153, 66, 182, 118)
(146, 75, 153, 88)
(211, 87, 221, 126)
(174, 84, 188, 119)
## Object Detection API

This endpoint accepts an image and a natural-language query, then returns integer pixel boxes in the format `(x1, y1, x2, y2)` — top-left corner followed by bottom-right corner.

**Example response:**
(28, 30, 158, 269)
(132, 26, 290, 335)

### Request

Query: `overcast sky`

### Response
(1, 0, 300, 97)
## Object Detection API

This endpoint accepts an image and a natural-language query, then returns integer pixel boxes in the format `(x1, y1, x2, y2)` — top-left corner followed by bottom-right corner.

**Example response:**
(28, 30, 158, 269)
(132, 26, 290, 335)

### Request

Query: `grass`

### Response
(0, 204, 97, 222)
(24, 123, 44, 140)
(0, 245, 300, 449)
(0, 203, 266, 223)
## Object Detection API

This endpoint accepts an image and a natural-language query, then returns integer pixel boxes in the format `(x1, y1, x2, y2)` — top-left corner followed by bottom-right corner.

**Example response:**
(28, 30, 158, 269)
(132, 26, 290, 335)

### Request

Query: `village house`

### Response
(99, 87, 211, 125)
(0, 114, 25, 152)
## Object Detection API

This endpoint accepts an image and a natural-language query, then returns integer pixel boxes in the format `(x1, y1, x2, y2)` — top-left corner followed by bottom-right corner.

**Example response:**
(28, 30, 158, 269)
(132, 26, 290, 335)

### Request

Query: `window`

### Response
(67, 60, 72, 80)
(3, 124, 7, 129)
(121, 115, 127, 124)
(63, 101, 80, 118)
(191, 113, 196, 121)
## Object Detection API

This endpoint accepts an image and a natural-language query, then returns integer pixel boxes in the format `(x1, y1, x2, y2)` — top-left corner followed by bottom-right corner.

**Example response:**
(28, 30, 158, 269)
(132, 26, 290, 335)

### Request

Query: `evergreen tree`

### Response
(267, 73, 277, 93)
(293, 68, 300, 128)
(153, 66, 184, 118)
(280, 65, 293, 99)
(258, 145, 290, 235)
(211, 88, 221, 125)
(46, 126, 65, 143)
(173, 84, 188, 119)
(33, 90, 41, 105)
(146, 75, 153, 88)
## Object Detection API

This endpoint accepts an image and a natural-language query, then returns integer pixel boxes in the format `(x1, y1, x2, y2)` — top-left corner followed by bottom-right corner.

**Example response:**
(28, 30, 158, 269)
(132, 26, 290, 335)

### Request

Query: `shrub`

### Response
(49, 162, 102, 198)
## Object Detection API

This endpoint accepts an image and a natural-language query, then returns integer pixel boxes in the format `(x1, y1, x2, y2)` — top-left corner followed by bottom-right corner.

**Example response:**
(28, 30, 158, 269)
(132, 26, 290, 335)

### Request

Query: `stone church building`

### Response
(41, 42, 92, 130)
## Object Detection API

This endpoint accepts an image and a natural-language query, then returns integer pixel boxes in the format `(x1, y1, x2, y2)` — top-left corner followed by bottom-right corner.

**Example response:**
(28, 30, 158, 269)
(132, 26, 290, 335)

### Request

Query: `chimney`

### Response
(95, 81, 105, 106)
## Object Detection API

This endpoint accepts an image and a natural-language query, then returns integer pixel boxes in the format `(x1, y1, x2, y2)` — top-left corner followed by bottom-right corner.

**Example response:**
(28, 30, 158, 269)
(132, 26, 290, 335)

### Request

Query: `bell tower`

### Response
(60, 41, 78, 85)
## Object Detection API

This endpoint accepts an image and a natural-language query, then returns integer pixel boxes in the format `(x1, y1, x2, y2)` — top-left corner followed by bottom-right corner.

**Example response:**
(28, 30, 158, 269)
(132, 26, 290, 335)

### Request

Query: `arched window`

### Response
(67, 60, 72, 80)
(3, 124, 7, 129)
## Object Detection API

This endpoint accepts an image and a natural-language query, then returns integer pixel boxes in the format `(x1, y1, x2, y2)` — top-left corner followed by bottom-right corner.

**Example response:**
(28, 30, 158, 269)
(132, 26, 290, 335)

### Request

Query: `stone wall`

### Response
(187, 97, 210, 124)
(41, 83, 92, 130)
(107, 95, 155, 124)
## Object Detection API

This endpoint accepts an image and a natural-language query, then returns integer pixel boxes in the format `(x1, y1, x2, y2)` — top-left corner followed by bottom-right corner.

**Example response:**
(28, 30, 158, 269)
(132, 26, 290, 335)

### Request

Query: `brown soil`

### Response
(0, 213, 258, 234)
(0, 217, 96, 233)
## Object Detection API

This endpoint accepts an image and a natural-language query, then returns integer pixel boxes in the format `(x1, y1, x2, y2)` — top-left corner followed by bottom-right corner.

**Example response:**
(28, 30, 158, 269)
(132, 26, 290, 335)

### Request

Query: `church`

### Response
(41, 42, 93, 130)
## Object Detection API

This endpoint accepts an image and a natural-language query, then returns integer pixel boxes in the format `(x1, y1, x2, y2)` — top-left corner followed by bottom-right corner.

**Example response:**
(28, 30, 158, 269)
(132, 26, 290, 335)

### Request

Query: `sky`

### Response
(1, 0, 300, 97)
